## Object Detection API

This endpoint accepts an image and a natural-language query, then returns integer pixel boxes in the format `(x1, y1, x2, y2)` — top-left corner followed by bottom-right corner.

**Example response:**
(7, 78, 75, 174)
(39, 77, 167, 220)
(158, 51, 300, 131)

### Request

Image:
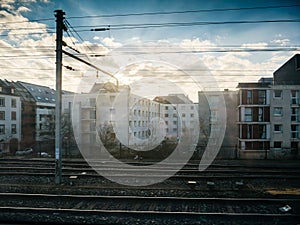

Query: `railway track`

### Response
(0, 193, 299, 224)
(0, 158, 299, 179)
(0, 158, 299, 224)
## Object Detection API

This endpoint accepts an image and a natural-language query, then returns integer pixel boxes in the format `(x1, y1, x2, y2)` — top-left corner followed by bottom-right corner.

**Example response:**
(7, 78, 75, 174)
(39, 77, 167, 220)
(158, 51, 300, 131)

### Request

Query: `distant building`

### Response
(11, 81, 36, 150)
(237, 82, 271, 159)
(63, 83, 199, 158)
(17, 82, 56, 154)
(237, 54, 300, 159)
(0, 80, 21, 154)
(269, 84, 300, 158)
(198, 89, 238, 159)
(153, 94, 198, 142)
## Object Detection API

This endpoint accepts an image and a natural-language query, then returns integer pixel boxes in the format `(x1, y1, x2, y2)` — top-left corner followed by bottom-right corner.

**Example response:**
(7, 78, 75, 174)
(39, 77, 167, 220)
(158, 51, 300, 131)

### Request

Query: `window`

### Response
(274, 141, 282, 149)
(291, 125, 299, 139)
(173, 113, 177, 118)
(247, 90, 252, 104)
(11, 88, 15, 94)
(0, 97, 5, 107)
(11, 124, 16, 134)
(165, 114, 169, 117)
(0, 111, 5, 120)
(165, 106, 168, 110)
(11, 99, 17, 108)
(258, 90, 266, 104)
(0, 125, 5, 134)
(191, 106, 194, 110)
(258, 125, 266, 139)
(274, 124, 282, 132)
(247, 125, 252, 139)
(0, 86, 2, 92)
(274, 107, 282, 116)
(89, 98, 96, 107)
(245, 108, 252, 122)
(182, 113, 186, 118)
(291, 108, 299, 122)
(190, 113, 194, 118)
(173, 128, 177, 132)
(258, 107, 264, 122)
(90, 122, 96, 132)
(89, 110, 96, 119)
(173, 121, 177, 125)
(274, 90, 282, 98)
(11, 111, 16, 120)
(291, 90, 299, 104)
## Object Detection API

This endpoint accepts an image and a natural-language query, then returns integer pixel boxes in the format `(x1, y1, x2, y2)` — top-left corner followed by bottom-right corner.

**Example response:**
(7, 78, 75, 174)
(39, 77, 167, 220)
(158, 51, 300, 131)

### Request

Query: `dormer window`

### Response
(11, 88, 15, 94)
(0, 86, 2, 92)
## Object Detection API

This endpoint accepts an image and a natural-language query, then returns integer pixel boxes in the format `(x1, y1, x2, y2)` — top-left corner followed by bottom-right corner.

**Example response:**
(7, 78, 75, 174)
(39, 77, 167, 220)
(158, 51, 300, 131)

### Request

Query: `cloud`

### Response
(17, 6, 31, 13)
(180, 38, 216, 51)
(102, 37, 122, 48)
(271, 38, 290, 46)
(241, 42, 268, 49)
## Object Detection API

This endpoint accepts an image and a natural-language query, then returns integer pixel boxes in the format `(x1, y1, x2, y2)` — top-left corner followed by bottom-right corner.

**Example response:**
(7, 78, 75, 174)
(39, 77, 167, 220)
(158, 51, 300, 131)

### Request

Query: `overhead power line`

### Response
(68, 4, 300, 19)
(0, 46, 298, 59)
(0, 4, 298, 25)
(89, 19, 300, 31)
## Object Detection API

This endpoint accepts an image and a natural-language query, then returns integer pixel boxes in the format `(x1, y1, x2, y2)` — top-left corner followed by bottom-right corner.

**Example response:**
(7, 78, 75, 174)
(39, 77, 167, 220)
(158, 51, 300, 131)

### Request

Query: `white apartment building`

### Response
(62, 83, 199, 157)
(0, 85, 21, 153)
(269, 85, 300, 158)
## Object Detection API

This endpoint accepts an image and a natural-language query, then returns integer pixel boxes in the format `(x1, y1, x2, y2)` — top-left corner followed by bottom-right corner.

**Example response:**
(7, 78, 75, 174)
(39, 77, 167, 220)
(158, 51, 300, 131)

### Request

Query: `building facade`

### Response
(62, 83, 199, 158)
(237, 82, 271, 159)
(237, 54, 300, 159)
(0, 80, 22, 154)
(198, 89, 238, 159)
(16, 82, 56, 154)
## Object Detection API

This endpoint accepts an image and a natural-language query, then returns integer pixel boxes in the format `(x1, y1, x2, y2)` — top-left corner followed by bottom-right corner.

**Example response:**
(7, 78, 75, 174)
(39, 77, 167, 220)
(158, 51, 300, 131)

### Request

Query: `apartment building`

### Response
(0, 80, 21, 153)
(237, 82, 271, 159)
(62, 83, 199, 157)
(153, 94, 198, 143)
(18, 82, 56, 153)
(198, 89, 238, 159)
(237, 54, 300, 159)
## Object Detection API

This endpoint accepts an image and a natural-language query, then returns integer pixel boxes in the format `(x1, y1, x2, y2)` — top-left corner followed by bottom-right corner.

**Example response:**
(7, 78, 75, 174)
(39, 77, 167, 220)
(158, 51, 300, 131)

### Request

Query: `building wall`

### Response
(0, 94, 21, 153)
(63, 88, 200, 158)
(274, 54, 300, 85)
(269, 85, 300, 159)
(237, 86, 271, 159)
(198, 90, 238, 159)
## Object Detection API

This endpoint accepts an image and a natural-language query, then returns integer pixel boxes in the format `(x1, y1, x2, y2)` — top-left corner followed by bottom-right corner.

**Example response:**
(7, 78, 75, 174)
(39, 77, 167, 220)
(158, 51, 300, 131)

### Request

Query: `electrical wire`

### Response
(87, 19, 300, 31)
(67, 4, 300, 19)
(64, 19, 95, 55)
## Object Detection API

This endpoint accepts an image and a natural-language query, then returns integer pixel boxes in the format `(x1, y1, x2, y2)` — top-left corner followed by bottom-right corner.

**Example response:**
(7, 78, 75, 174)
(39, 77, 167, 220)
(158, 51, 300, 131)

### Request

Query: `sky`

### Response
(0, 0, 299, 102)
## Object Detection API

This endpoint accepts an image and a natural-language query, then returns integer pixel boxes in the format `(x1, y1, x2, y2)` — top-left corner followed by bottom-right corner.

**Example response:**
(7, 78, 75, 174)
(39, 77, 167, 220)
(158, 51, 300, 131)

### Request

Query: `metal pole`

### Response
(54, 9, 65, 184)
